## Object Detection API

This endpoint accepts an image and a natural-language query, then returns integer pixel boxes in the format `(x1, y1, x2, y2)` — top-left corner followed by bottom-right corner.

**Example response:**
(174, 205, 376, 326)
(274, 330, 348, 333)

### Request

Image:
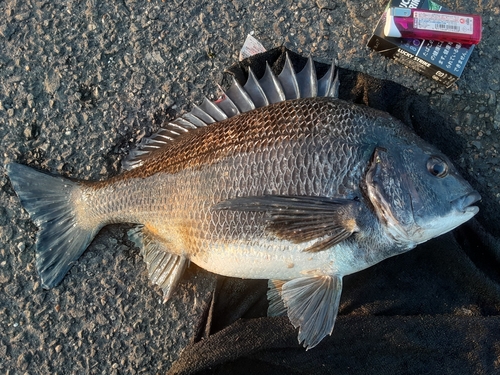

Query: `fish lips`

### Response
(451, 191, 481, 215)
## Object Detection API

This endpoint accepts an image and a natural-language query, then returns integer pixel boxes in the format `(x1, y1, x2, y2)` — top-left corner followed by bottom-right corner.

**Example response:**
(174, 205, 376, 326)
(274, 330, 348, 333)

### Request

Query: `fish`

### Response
(5, 53, 480, 350)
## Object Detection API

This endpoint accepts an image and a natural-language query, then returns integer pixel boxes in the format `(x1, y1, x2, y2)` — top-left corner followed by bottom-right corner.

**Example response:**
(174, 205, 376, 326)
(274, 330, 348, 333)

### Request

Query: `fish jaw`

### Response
(411, 191, 481, 244)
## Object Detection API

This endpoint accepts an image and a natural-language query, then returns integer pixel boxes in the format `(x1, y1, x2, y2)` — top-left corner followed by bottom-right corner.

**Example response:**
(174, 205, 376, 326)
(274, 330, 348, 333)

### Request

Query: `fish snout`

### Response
(451, 191, 481, 215)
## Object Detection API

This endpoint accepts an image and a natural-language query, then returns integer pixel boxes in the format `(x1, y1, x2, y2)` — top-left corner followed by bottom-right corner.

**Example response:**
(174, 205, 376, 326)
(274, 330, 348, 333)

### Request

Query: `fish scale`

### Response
(68, 99, 390, 276)
(6, 54, 480, 350)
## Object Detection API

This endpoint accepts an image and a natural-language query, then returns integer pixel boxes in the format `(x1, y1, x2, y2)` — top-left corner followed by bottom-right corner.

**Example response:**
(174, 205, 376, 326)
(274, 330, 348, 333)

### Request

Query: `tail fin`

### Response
(6, 163, 98, 289)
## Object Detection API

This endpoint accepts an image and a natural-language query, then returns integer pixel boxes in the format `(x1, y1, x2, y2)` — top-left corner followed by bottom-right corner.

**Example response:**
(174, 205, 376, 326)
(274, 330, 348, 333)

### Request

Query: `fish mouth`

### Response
(451, 191, 481, 215)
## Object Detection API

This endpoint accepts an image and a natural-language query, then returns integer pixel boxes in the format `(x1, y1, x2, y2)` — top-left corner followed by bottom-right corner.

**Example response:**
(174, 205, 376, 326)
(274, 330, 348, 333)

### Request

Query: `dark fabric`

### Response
(168, 47, 500, 375)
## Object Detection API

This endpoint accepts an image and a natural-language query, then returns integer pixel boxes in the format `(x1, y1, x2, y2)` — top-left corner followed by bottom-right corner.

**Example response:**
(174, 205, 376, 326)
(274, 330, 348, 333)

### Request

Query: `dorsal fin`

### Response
(121, 53, 339, 171)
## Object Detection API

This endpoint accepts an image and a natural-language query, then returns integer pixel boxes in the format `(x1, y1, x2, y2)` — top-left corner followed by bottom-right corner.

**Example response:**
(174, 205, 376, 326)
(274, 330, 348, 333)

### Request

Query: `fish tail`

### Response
(6, 163, 99, 289)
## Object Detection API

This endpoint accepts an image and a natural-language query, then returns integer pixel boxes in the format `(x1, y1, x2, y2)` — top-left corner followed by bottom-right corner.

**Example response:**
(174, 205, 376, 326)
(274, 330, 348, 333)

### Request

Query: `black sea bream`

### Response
(6, 54, 480, 349)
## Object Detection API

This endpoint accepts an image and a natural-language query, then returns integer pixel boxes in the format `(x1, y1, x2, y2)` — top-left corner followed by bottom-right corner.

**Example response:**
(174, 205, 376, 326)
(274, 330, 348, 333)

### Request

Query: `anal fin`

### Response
(279, 275, 343, 350)
(128, 226, 187, 302)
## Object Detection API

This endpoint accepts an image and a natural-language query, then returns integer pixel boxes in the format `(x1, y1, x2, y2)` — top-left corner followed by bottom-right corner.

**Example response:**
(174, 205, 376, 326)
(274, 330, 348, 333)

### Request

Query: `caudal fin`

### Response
(6, 163, 98, 288)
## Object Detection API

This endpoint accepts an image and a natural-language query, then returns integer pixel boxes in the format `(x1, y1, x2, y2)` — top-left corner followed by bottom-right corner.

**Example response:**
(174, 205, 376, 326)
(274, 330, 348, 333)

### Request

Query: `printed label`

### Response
(239, 34, 267, 61)
(414, 12, 473, 35)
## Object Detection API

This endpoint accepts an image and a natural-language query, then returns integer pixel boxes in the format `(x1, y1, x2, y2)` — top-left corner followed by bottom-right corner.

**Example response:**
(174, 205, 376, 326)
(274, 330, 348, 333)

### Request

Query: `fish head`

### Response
(365, 142, 480, 246)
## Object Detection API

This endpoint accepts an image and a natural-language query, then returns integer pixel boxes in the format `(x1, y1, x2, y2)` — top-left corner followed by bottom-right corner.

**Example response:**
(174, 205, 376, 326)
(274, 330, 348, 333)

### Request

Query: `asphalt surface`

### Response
(1, 0, 499, 374)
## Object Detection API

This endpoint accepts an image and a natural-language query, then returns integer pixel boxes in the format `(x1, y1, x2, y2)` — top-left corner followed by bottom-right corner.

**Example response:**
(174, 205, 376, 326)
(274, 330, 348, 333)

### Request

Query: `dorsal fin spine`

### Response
(215, 84, 241, 117)
(225, 77, 255, 113)
(244, 67, 269, 108)
(181, 113, 206, 128)
(171, 118, 196, 130)
(278, 53, 300, 100)
(191, 104, 216, 124)
(296, 56, 318, 98)
(200, 97, 228, 122)
(258, 62, 286, 104)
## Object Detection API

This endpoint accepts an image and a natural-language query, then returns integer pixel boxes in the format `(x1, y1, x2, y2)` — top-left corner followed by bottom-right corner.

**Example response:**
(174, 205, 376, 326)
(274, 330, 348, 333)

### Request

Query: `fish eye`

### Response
(427, 156, 448, 178)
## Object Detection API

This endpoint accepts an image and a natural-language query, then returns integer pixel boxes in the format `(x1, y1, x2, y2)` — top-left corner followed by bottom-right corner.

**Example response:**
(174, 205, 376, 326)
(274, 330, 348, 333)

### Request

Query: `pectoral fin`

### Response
(128, 226, 187, 302)
(215, 195, 360, 252)
(281, 275, 343, 350)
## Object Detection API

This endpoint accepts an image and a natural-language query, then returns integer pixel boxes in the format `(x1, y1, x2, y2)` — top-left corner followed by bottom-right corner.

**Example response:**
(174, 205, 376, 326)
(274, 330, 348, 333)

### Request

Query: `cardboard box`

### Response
(367, 0, 475, 87)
